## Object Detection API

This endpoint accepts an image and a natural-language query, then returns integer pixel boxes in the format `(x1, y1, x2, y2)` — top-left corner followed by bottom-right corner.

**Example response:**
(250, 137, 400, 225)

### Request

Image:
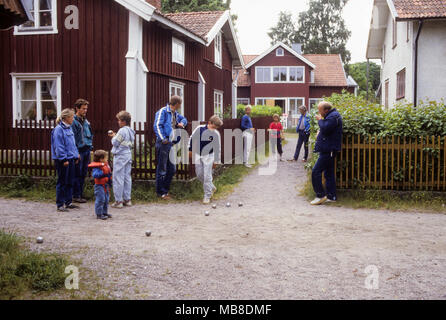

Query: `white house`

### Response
(366, 0, 446, 108)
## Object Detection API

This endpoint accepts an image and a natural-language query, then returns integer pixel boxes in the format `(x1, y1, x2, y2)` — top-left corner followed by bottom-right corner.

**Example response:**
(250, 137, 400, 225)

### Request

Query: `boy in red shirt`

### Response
(268, 114, 285, 162)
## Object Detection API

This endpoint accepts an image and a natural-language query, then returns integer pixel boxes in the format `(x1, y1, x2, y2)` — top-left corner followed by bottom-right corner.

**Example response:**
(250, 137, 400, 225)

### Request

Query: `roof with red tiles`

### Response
(237, 55, 258, 87)
(303, 54, 348, 87)
(393, 0, 446, 19)
(164, 10, 225, 39)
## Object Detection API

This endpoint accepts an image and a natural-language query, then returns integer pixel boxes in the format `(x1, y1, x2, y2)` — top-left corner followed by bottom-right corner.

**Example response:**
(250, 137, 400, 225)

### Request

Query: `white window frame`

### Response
(310, 71, 315, 83)
(276, 48, 284, 56)
(11, 73, 62, 127)
(237, 98, 250, 105)
(214, 90, 224, 117)
(273, 67, 288, 82)
(169, 81, 185, 115)
(288, 97, 306, 118)
(255, 66, 305, 84)
(309, 98, 323, 109)
(214, 31, 222, 68)
(14, 0, 58, 35)
(172, 37, 185, 66)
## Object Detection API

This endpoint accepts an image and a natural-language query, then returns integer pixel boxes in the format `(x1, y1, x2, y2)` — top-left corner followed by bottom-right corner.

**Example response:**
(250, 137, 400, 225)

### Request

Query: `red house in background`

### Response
(0, 0, 243, 149)
(237, 43, 358, 127)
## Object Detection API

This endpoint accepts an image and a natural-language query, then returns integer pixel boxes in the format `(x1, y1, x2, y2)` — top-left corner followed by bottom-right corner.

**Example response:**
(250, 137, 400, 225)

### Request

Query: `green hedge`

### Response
(321, 92, 446, 137)
(236, 105, 282, 119)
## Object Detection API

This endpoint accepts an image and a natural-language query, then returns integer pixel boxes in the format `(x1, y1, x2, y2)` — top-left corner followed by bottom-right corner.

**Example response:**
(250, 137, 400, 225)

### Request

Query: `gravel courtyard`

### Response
(1, 138, 445, 300)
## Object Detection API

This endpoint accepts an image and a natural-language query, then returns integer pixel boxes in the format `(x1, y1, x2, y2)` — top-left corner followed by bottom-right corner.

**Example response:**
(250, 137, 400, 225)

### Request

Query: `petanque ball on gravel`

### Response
(212, 204, 217, 209)
(145, 231, 152, 237)
(226, 202, 231, 208)
(205, 211, 210, 216)
(36, 237, 44, 244)
(238, 202, 243, 207)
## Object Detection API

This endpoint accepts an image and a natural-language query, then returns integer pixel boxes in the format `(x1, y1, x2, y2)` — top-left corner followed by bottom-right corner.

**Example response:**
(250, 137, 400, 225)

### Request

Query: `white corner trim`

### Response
(198, 71, 206, 84)
(245, 42, 316, 69)
(151, 13, 206, 45)
(386, 0, 398, 20)
(114, 0, 155, 22)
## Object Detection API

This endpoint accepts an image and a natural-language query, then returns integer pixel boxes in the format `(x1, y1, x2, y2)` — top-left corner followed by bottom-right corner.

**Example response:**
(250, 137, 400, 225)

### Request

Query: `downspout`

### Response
(414, 20, 423, 108)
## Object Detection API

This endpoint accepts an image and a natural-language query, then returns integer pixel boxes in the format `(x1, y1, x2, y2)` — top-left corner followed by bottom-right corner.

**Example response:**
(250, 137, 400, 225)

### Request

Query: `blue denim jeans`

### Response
(155, 139, 176, 196)
(74, 148, 91, 199)
(55, 159, 76, 208)
(94, 185, 109, 217)
(294, 130, 310, 161)
(312, 152, 337, 200)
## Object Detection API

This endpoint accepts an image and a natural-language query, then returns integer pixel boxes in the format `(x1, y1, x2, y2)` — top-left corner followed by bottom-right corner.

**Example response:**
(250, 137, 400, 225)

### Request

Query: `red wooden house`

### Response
(0, 0, 244, 150)
(236, 43, 357, 127)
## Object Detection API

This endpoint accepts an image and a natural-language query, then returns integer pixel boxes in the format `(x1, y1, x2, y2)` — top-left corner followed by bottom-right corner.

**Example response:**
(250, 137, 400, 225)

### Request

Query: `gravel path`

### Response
(1, 137, 445, 300)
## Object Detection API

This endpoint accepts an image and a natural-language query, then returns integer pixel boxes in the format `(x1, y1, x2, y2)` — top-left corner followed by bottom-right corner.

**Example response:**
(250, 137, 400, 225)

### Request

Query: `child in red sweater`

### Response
(268, 114, 285, 162)
(88, 150, 112, 220)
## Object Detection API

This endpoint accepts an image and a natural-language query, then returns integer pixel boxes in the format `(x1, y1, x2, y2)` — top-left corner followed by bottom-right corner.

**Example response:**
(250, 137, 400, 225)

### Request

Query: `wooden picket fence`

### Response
(0, 117, 272, 181)
(336, 135, 446, 191)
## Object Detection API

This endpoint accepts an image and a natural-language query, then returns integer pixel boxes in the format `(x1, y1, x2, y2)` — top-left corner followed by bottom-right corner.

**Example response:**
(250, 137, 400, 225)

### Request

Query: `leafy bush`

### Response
(237, 105, 282, 119)
(323, 92, 446, 137)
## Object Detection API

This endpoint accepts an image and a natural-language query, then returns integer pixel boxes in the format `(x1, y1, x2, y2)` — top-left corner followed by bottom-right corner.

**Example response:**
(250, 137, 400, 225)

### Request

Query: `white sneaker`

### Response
(310, 196, 328, 205)
(203, 198, 211, 205)
(326, 198, 337, 203)
(244, 164, 252, 168)
(111, 202, 124, 209)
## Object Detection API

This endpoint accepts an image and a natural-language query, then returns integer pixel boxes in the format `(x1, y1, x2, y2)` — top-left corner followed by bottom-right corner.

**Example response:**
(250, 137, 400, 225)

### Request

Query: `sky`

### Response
(231, 0, 374, 63)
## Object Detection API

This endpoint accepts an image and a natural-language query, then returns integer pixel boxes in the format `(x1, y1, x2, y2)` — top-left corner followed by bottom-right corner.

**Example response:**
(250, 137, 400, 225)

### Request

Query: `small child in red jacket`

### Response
(88, 150, 112, 220)
(268, 114, 285, 161)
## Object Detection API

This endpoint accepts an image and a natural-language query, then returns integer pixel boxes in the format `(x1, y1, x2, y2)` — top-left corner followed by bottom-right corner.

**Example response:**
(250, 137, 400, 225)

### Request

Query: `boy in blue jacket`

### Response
(188, 115, 223, 204)
(311, 101, 343, 205)
(51, 109, 80, 212)
(153, 96, 188, 200)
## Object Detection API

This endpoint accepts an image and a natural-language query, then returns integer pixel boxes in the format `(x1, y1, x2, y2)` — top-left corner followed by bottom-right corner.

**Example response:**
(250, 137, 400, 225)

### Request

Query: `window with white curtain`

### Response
(255, 66, 305, 83)
(169, 81, 185, 115)
(15, 0, 58, 35)
(172, 37, 185, 66)
(12, 73, 62, 125)
(256, 67, 271, 83)
(214, 91, 223, 117)
(214, 32, 222, 68)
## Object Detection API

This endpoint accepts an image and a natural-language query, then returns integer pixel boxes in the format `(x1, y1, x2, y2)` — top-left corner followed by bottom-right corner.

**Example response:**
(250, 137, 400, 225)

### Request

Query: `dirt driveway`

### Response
(1, 137, 445, 300)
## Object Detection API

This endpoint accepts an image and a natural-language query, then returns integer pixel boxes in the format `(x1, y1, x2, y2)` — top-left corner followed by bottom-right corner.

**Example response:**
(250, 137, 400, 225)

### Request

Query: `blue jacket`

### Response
(241, 115, 253, 131)
(51, 122, 80, 161)
(296, 114, 311, 133)
(72, 115, 93, 151)
(314, 108, 343, 154)
(188, 125, 221, 163)
(111, 126, 135, 156)
(154, 104, 188, 142)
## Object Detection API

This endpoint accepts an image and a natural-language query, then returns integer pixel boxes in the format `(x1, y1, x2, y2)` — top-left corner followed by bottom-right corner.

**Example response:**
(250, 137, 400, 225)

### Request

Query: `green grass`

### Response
(0, 231, 68, 300)
(300, 177, 446, 213)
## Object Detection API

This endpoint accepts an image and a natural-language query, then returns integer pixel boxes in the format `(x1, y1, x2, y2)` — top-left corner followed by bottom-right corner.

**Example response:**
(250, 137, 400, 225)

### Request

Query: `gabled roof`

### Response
(244, 42, 316, 70)
(0, 0, 28, 29)
(303, 54, 348, 87)
(114, 0, 156, 22)
(393, 0, 446, 20)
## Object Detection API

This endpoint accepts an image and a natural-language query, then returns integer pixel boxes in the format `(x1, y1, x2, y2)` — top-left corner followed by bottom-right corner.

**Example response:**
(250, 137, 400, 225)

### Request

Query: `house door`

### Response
(198, 71, 206, 121)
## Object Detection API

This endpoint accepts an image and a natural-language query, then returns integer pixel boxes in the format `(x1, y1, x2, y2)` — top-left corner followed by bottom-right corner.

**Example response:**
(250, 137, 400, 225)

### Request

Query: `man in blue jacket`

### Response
(241, 105, 255, 168)
(290, 105, 311, 162)
(153, 96, 188, 200)
(71, 99, 93, 203)
(311, 101, 343, 205)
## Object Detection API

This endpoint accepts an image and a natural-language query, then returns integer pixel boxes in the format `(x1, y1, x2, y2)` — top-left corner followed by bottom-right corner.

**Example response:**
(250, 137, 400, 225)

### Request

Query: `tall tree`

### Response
(345, 61, 381, 101)
(161, 0, 231, 13)
(267, 12, 298, 46)
(295, 0, 352, 64)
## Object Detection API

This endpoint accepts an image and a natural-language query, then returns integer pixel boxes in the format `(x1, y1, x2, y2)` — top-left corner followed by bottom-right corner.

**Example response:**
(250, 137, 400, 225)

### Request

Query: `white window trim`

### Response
(237, 98, 250, 105)
(310, 71, 315, 83)
(214, 90, 224, 116)
(14, 0, 58, 35)
(255, 66, 305, 84)
(276, 48, 284, 56)
(214, 31, 222, 69)
(11, 72, 62, 127)
(172, 37, 185, 66)
(309, 98, 323, 109)
(169, 81, 185, 115)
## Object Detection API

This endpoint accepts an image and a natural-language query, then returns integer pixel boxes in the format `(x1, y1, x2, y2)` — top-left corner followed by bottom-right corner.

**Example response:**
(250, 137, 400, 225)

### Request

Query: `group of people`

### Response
(51, 96, 342, 220)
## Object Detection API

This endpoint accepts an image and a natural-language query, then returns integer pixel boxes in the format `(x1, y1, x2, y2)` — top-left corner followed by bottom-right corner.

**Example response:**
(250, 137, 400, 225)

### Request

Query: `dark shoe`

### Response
(161, 194, 171, 201)
(105, 213, 112, 219)
(123, 200, 133, 207)
(66, 204, 80, 209)
(57, 207, 69, 212)
(97, 215, 108, 220)
(73, 198, 87, 203)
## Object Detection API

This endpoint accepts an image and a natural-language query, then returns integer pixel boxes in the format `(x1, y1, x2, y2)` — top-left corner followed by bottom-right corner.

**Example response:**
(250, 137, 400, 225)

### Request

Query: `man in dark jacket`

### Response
(71, 99, 93, 203)
(311, 101, 343, 205)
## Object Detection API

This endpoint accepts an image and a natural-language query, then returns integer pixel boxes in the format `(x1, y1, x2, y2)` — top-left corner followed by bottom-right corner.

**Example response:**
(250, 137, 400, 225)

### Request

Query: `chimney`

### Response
(292, 43, 302, 55)
(146, 0, 162, 10)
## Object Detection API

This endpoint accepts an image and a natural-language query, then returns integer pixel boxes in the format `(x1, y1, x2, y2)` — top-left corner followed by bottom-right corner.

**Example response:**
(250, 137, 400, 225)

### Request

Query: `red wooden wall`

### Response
(0, 0, 129, 137)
